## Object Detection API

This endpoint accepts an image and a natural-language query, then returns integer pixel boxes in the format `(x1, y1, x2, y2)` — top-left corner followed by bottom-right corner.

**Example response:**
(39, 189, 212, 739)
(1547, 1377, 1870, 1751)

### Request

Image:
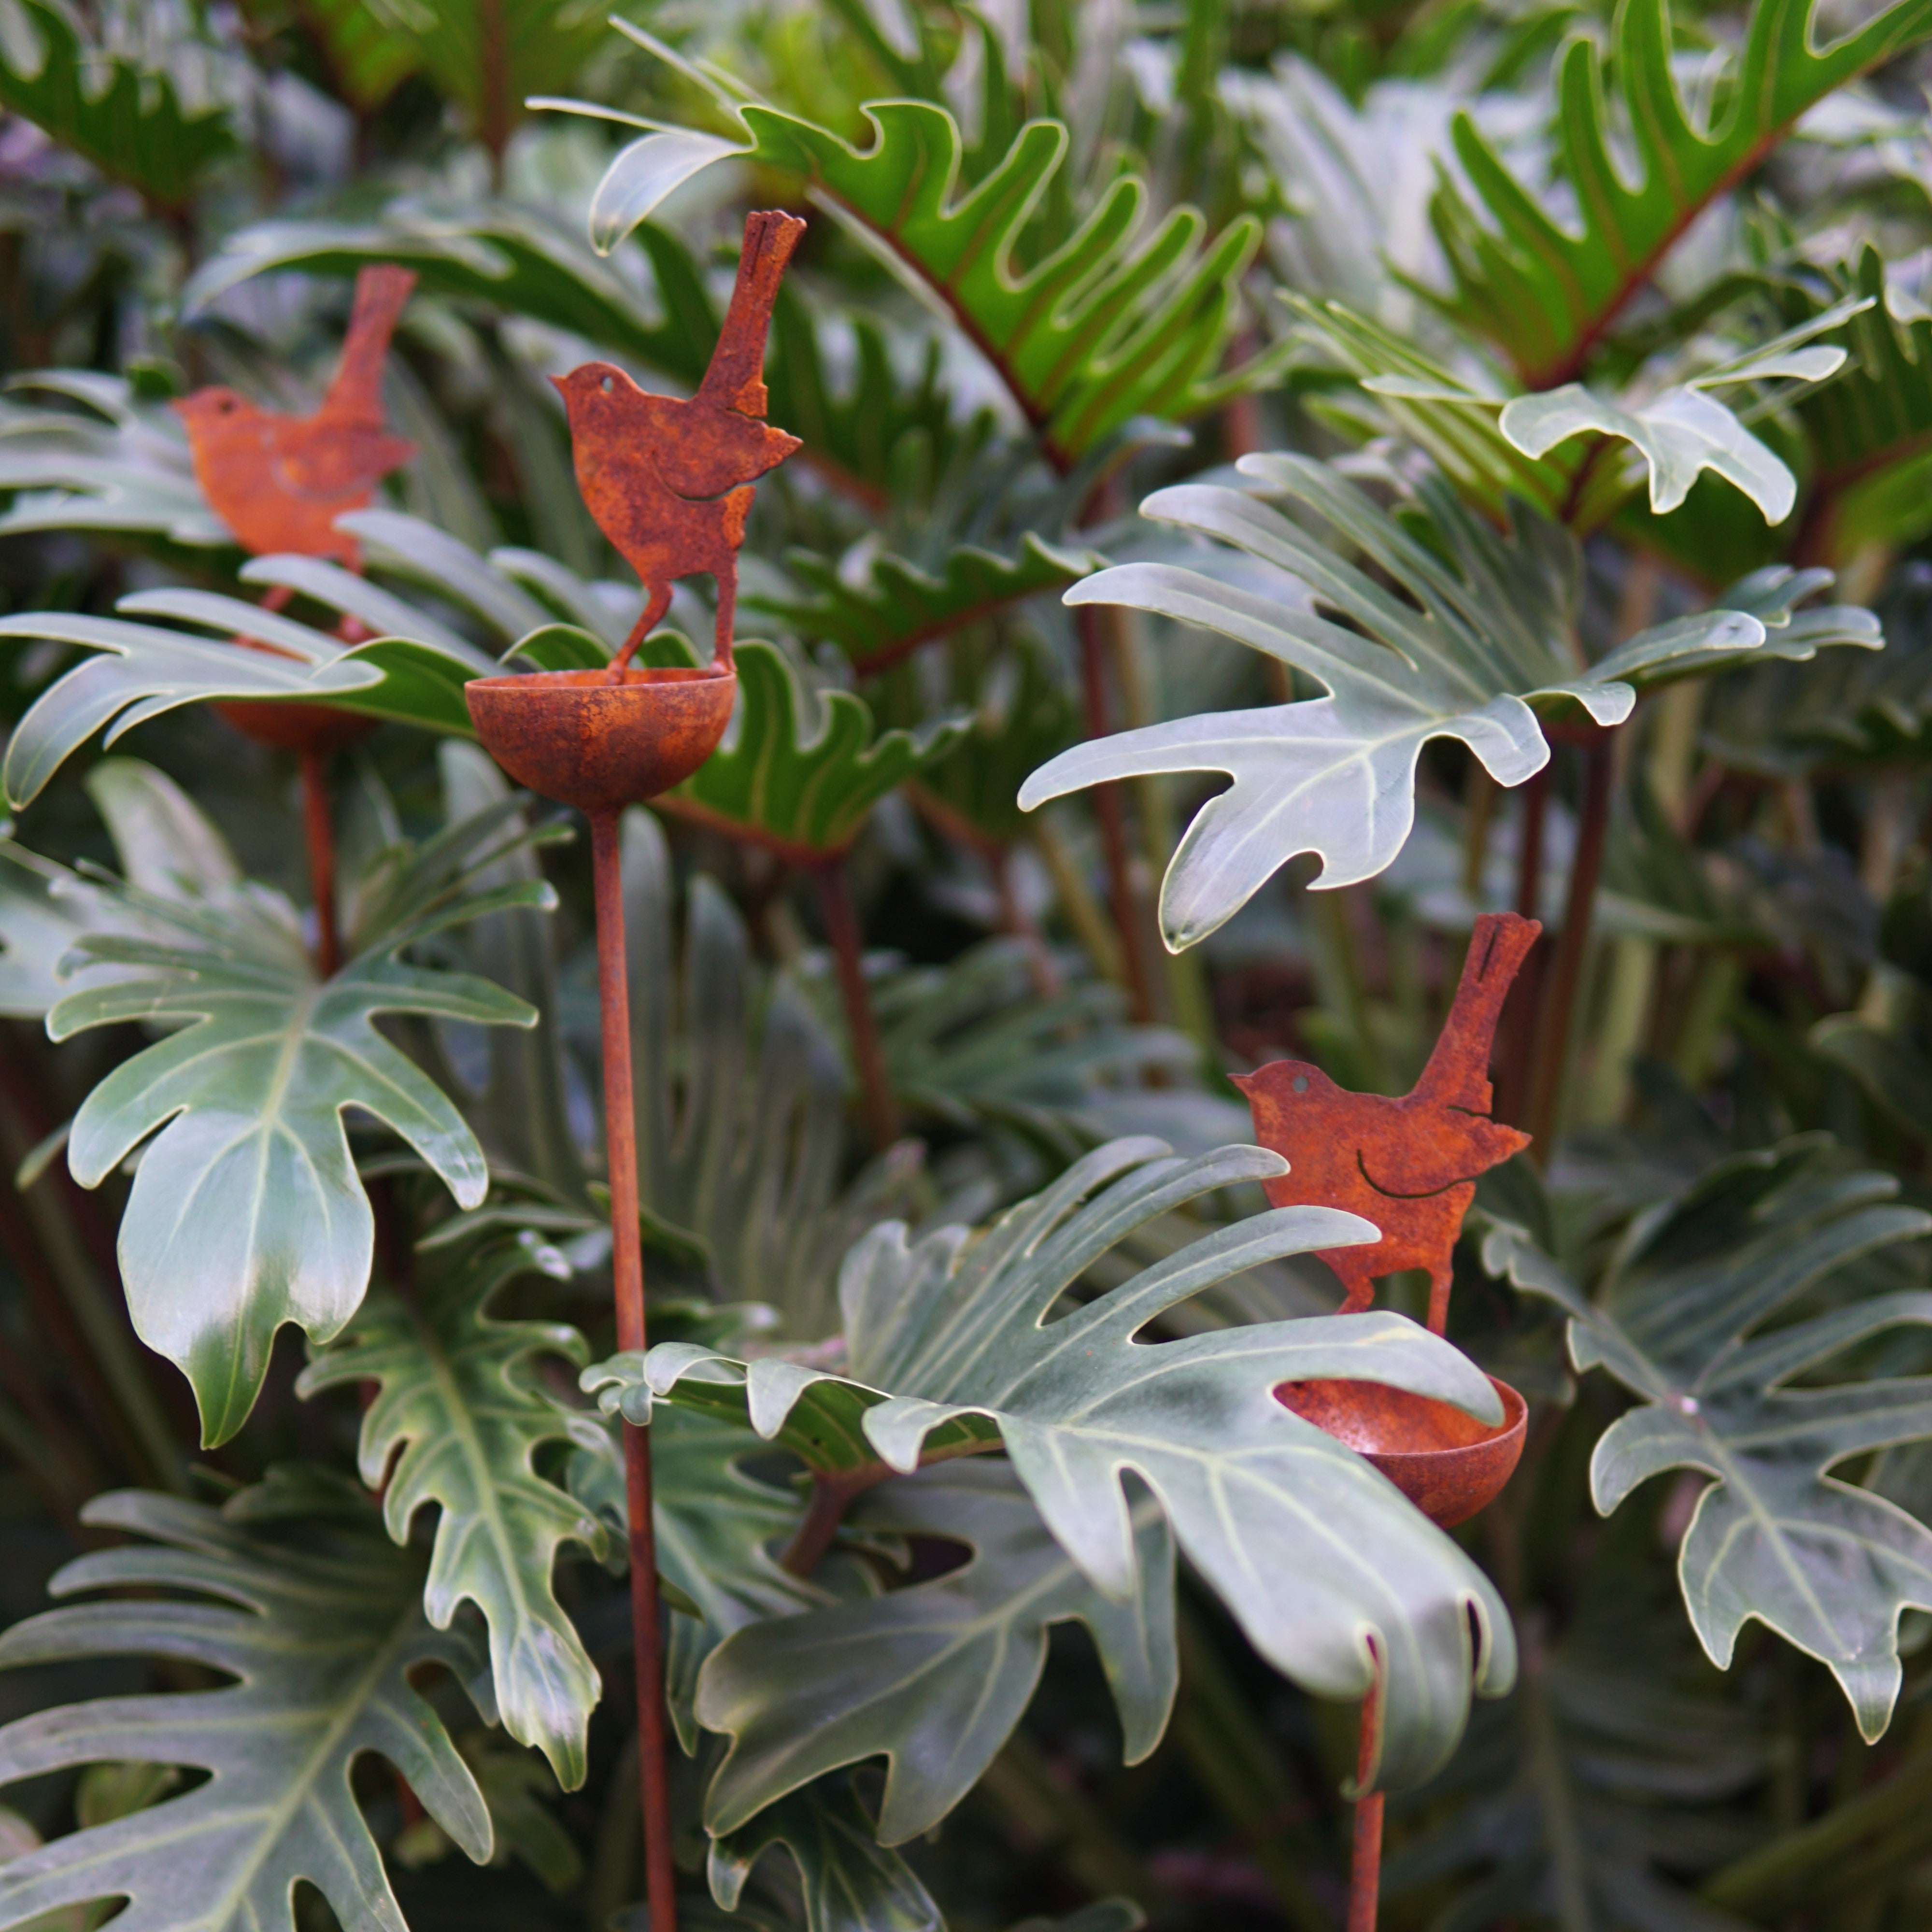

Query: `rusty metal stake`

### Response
(299, 750, 341, 978)
(1349, 1663, 1385, 1932)
(590, 806, 678, 1932)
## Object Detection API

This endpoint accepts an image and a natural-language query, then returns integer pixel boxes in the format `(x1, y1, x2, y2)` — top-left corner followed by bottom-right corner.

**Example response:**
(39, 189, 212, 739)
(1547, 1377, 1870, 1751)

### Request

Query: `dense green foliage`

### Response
(8, 0, 1932, 1928)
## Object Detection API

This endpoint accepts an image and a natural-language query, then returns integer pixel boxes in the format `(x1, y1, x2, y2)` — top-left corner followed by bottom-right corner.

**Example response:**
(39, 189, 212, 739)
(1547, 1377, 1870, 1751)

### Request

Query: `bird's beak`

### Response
(548, 373, 568, 397)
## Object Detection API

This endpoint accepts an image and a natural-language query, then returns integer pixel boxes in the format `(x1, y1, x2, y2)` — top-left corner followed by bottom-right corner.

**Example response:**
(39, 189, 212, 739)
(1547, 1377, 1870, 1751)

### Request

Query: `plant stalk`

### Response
(299, 749, 341, 979)
(1525, 731, 1615, 1152)
(1493, 767, 1549, 1125)
(589, 808, 677, 1932)
(814, 859, 901, 1153)
(1076, 600, 1159, 1024)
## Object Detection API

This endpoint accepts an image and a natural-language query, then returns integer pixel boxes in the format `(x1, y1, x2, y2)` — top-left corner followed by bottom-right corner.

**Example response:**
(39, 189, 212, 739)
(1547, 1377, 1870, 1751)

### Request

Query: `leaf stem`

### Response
(300, 749, 341, 979)
(814, 858, 901, 1153)
(1524, 729, 1616, 1152)
(1076, 599, 1160, 1024)
(589, 807, 678, 1932)
(778, 1467, 884, 1579)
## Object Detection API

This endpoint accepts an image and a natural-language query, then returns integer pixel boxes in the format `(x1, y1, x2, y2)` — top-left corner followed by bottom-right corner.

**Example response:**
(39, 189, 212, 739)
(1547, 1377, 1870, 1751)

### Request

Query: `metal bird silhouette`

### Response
(1234, 911, 1541, 1333)
(552, 209, 806, 678)
(175, 264, 417, 565)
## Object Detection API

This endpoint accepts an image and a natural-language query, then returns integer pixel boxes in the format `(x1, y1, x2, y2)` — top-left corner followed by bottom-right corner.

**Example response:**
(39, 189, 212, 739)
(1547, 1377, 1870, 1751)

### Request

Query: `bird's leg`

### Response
(713, 562, 738, 672)
(1426, 1266, 1453, 1337)
(611, 583, 673, 679)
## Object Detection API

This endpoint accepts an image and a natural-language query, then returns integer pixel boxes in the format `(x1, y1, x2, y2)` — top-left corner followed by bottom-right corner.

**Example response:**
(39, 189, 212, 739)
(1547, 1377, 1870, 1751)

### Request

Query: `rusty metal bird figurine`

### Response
(175, 264, 418, 566)
(1235, 911, 1540, 1334)
(552, 208, 806, 677)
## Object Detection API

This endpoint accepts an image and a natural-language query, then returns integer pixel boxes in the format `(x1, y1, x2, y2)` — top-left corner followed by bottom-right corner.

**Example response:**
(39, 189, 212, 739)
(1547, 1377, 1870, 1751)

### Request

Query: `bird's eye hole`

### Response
(1292, 1075, 1309, 1094)
(599, 375, 613, 394)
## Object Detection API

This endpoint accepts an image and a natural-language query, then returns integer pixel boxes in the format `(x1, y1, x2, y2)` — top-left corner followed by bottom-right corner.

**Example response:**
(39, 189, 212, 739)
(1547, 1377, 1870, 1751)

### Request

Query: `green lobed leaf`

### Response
(746, 536, 1099, 676)
(589, 1138, 1517, 1797)
(620, 810, 923, 1331)
(0, 0, 236, 212)
(46, 795, 552, 1445)
(582, 43, 1276, 465)
(1020, 455, 1773, 948)
(709, 1773, 942, 1932)
(298, 1227, 610, 1787)
(1481, 1137, 1932, 1740)
(651, 637, 969, 860)
(0, 1477, 494, 1932)
(697, 1460, 1175, 1842)
(1424, 0, 1932, 387)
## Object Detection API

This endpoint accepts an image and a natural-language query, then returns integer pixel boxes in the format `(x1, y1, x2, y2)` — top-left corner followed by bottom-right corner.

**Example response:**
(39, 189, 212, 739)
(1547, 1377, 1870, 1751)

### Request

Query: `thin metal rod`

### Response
(814, 859, 900, 1153)
(1348, 1666, 1385, 1932)
(590, 808, 677, 1932)
(299, 749, 340, 978)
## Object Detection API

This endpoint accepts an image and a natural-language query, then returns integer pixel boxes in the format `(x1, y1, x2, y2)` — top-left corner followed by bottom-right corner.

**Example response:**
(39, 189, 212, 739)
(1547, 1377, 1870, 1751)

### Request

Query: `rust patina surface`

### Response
(551, 208, 805, 673)
(1236, 910, 1540, 1334)
(464, 665, 737, 812)
(177, 264, 417, 566)
(1275, 1374, 1528, 1528)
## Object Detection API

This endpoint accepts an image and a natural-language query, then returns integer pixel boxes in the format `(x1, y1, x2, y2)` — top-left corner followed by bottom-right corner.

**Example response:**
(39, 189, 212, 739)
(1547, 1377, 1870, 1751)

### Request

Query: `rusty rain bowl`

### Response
(465, 664, 737, 812)
(1276, 1374, 1527, 1529)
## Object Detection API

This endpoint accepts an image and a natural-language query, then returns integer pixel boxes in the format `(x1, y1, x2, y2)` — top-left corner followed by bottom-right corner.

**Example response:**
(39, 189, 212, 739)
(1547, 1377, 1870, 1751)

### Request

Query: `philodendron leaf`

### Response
(697, 1459, 1174, 1841)
(0, 1477, 494, 1932)
(588, 1138, 1517, 1798)
(1494, 309, 1861, 525)
(46, 800, 552, 1445)
(573, 35, 1277, 464)
(710, 1773, 942, 1932)
(0, 371, 234, 553)
(650, 638, 969, 860)
(569, 1396, 823, 1751)
(621, 810, 923, 1336)
(0, 0, 235, 212)
(1425, 0, 1932, 387)
(745, 536, 1099, 675)
(298, 1229, 610, 1788)
(1020, 455, 1774, 948)
(1480, 1136, 1932, 1740)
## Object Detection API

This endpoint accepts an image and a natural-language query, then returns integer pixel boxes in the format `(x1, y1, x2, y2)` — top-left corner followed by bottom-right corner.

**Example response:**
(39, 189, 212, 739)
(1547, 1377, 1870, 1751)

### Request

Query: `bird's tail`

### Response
(698, 210, 807, 417)
(325, 264, 417, 424)
(1413, 910, 1541, 1111)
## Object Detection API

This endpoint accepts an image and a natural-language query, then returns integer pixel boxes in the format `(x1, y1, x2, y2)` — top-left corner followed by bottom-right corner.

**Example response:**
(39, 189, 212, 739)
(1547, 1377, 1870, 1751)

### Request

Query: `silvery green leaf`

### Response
(47, 806, 550, 1445)
(0, 1479, 492, 1932)
(1481, 1137, 1932, 1740)
(697, 1460, 1175, 1841)
(589, 128, 749, 255)
(1022, 456, 1629, 947)
(592, 1139, 1515, 1800)
(298, 1228, 609, 1787)
(1499, 383, 1798, 521)
(709, 1773, 942, 1932)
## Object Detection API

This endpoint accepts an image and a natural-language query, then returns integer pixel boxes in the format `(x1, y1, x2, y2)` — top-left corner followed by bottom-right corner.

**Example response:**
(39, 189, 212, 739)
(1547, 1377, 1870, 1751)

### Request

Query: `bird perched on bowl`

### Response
(1234, 910, 1540, 1334)
(551, 208, 806, 678)
(175, 264, 418, 566)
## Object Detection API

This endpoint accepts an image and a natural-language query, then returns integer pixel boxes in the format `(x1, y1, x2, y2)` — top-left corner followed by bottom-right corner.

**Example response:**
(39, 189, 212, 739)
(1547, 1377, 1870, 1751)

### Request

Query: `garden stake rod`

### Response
(463, 210, 810, 1932)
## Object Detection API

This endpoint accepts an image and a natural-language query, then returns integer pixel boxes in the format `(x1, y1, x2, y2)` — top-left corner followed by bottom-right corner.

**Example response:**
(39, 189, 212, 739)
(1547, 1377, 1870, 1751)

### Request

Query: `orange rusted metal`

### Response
(1236, 910, 1541, 1335)
(177, 265, 417, 567)
(463, 665, 736, 813)
(552, 209, 805, 674)
(1276, 1375, 1528, 1530)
